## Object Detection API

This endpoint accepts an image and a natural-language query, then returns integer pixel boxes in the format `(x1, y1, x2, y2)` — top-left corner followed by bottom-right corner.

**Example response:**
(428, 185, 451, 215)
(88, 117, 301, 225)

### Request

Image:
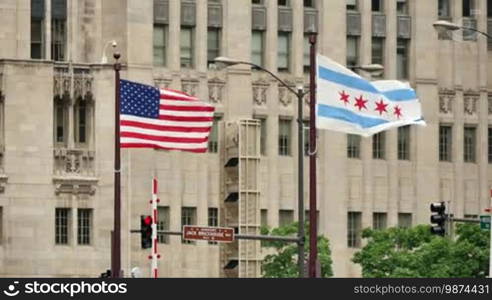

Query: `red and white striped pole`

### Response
(150, 177, 160, 278)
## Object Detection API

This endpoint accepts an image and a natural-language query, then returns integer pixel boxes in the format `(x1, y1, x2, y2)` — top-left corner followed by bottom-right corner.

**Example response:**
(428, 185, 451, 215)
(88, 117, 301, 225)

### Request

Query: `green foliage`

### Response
(352, 223, 490, 278)
(261, 222, 333, 278)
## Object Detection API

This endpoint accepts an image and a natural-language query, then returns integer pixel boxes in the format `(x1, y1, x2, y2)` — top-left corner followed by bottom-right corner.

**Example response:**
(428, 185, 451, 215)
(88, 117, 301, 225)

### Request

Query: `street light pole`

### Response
(307, 32, 318, 278)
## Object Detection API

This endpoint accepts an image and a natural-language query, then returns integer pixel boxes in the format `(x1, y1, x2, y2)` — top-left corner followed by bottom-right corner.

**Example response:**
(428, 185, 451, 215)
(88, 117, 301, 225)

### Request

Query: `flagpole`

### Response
(112, 52, 122, 278)
(308, 32, 318, 278)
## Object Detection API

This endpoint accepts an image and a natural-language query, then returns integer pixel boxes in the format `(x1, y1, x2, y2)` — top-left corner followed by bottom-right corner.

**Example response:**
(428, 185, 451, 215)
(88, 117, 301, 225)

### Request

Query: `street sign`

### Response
(183, 226, 235, 243)
(480, 215, 491, 230)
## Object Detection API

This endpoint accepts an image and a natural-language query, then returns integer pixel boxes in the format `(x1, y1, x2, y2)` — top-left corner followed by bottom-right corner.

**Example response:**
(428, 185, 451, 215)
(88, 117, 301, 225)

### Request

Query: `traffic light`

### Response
(430, 202, 446, 236)
(140, 215, 153, 249)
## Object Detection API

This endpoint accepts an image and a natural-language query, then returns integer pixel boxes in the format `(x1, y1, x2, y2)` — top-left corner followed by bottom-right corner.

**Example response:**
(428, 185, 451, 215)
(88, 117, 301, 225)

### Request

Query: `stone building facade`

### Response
(0, 0, 491, 277)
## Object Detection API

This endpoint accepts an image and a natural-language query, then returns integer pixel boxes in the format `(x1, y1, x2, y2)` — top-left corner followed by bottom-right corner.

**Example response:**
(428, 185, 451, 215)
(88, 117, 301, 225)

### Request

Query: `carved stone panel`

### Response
(181, 79, 199, 96)
(278, 80, 295, 107)
(54, 148, 95, 177)
(439, 89, 455, 114)
(208, 77, 225, 104)
(464, 91, 479, 116)
(252, 79, 269, 106)
(54, 66, 93, 104)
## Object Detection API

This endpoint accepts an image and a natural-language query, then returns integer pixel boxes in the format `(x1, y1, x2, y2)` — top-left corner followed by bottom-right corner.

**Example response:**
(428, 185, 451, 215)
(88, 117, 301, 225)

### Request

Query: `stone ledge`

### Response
(52, 176, 98, 196)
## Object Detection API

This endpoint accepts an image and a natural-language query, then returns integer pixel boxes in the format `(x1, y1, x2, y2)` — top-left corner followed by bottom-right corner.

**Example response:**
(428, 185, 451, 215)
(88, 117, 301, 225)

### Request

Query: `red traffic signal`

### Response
(140, 215, 153, 249)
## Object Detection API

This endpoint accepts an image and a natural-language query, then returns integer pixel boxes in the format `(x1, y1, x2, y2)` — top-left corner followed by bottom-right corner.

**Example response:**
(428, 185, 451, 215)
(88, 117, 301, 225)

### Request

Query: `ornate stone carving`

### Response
(464, 90, 479, 116)
(439, 88, 455, 114)
(54, 66, 93, 103)
(278, 80, 296, 107)
(53, 178, 97, 196)
(54, 148, 95, 177)
(181, 79, 199, 96)
(208, 77, 225, 104)
(154, 78, 172, 89)
(252, 78, 269, 106)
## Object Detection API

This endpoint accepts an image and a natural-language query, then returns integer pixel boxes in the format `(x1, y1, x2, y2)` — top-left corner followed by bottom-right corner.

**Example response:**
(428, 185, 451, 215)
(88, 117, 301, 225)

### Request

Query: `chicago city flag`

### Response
(120, 80, 215, 153)
(316, 54, 425, 136)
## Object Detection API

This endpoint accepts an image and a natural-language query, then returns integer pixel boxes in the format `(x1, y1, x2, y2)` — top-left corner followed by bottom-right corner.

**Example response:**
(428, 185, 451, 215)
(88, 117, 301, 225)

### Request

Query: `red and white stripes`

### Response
(150, 177, 160, 278)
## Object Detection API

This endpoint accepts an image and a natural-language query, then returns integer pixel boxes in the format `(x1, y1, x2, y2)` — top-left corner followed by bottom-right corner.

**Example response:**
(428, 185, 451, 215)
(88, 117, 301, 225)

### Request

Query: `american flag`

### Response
(120, 80, 215, 153)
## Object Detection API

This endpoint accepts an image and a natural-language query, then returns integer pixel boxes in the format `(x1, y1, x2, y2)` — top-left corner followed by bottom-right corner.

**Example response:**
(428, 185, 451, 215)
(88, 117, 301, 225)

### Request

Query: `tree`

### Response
(352, 223, 490, 278)
(261, 222, 333, 278)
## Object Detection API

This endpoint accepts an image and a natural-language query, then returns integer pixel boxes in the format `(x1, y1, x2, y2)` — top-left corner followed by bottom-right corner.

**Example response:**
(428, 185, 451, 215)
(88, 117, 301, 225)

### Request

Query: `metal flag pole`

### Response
(112, 52, 122, 278)
(308, 32, 318, 278)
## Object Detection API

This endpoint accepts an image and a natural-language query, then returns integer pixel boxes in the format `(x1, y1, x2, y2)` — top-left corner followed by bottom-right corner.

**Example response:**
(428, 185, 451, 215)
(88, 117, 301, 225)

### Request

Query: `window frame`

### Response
(398, 213, 412, 228)
(207, 27, 221, 68)
(252, 30, 265, 68)
(372, 131, 386, 160)
(51, 18, 66, 62)
(278, 118, 292, 156)
(439, 125, 452, 162)
(180, 26, 195, 69)
(208, 115, 222, 154)
(254, 115, 268, 156)
(347, 134, 361, 159)
(277, 32, 291, 72)
(55, 208, 70, 245)
(157, 206, 170, 244)
(372, 212, 387, 230)
(347, 211, 362, 248)
(396, 39, 409, 80)
(153, 24, 168, 67)
(77, 208, 92, 245)
(464, 125, 477, 163)
(397, 125, 410, 160)
(279, 209, 294, 227)
(181, 207, 197, 244)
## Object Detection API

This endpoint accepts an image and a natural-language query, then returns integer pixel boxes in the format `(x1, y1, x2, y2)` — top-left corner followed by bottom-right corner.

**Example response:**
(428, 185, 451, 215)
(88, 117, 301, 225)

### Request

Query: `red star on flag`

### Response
(354, 95, 368, 111)
(339, 90, 350, 105)
(374, 99, 388, 115)
(394, 105, 403, 119)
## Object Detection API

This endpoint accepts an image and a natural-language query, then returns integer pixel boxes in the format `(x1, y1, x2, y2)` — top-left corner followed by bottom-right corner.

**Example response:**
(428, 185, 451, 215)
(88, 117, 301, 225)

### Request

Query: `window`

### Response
(372, 132, 385, 159)
(31, 18, 44, 58)
(372, 38, 384, 66)
(55, 208, 70, 245)
(439, 125, 452, 162)
(153, 24, 167, 66)
(398, 213, 412, 228)
(398, 125, 410, 160)
(279, 210, 294, 226)
(464, 126, 476, 163)
(278, 32, 290, 72)
(207, 28, 221, 67)
(346, 36, 359, 69)
(278, 0, 289, 6)
(348, 212, 362, 248)
(489, 0, 492, 17)
(396, 39, 409, 80)
(254, 116, 267, 155)
(372, 0, 383, 12)
(304, 0, 315, 8)
(157, 206, 170, 244)
(463, 0, 475, 17)
(252, 30, 264, 67)
(303, 121, 310, 156)
(373, 212, 387, 230)
(74, 100, 89, 145)
(489, 127, 492, 163)
(305, 210, 320, 229)
(347, 134, 361, 159)
(396, 0, 408, 15)
(208, 208, 218, 245)
(279, 118, 292, 156)
(464, 214, 478, 219)
(54, 100, 68, 146)
(261, 209, 268, 227)
(438, 0, 450, 18)
(208, 116, 222, 153)
(181, 207, 196, 244)
(77, 209, 92, 245)
(347, 0, 357, 11)
(303, 35, 310, 72)
(252, 0, 263, 4)
(180, 27, 194, 68)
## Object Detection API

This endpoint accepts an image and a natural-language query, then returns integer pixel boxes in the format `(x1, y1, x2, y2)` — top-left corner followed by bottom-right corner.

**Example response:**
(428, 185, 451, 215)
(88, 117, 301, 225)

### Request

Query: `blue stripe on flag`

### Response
(318, 66, 417, 102)
(317, 104, 389, 128)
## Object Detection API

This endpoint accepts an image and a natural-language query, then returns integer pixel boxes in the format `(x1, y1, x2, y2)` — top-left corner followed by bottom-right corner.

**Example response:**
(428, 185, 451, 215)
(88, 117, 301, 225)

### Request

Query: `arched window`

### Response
(54, 97, 68, 146)
(74, 99, 92, 146)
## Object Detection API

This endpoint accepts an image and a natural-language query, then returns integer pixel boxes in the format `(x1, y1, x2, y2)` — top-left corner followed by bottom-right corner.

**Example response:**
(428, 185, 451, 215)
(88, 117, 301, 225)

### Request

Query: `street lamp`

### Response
(433, 20, 492, 278)
(214, 56, 384, 277)
(432, 20, 492, 39)
(101, 40, 118, 64)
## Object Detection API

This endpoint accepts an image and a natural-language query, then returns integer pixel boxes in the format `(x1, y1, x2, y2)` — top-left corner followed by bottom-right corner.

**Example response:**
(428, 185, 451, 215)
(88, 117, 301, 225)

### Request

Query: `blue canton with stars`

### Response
(120, 80, 160, 118)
